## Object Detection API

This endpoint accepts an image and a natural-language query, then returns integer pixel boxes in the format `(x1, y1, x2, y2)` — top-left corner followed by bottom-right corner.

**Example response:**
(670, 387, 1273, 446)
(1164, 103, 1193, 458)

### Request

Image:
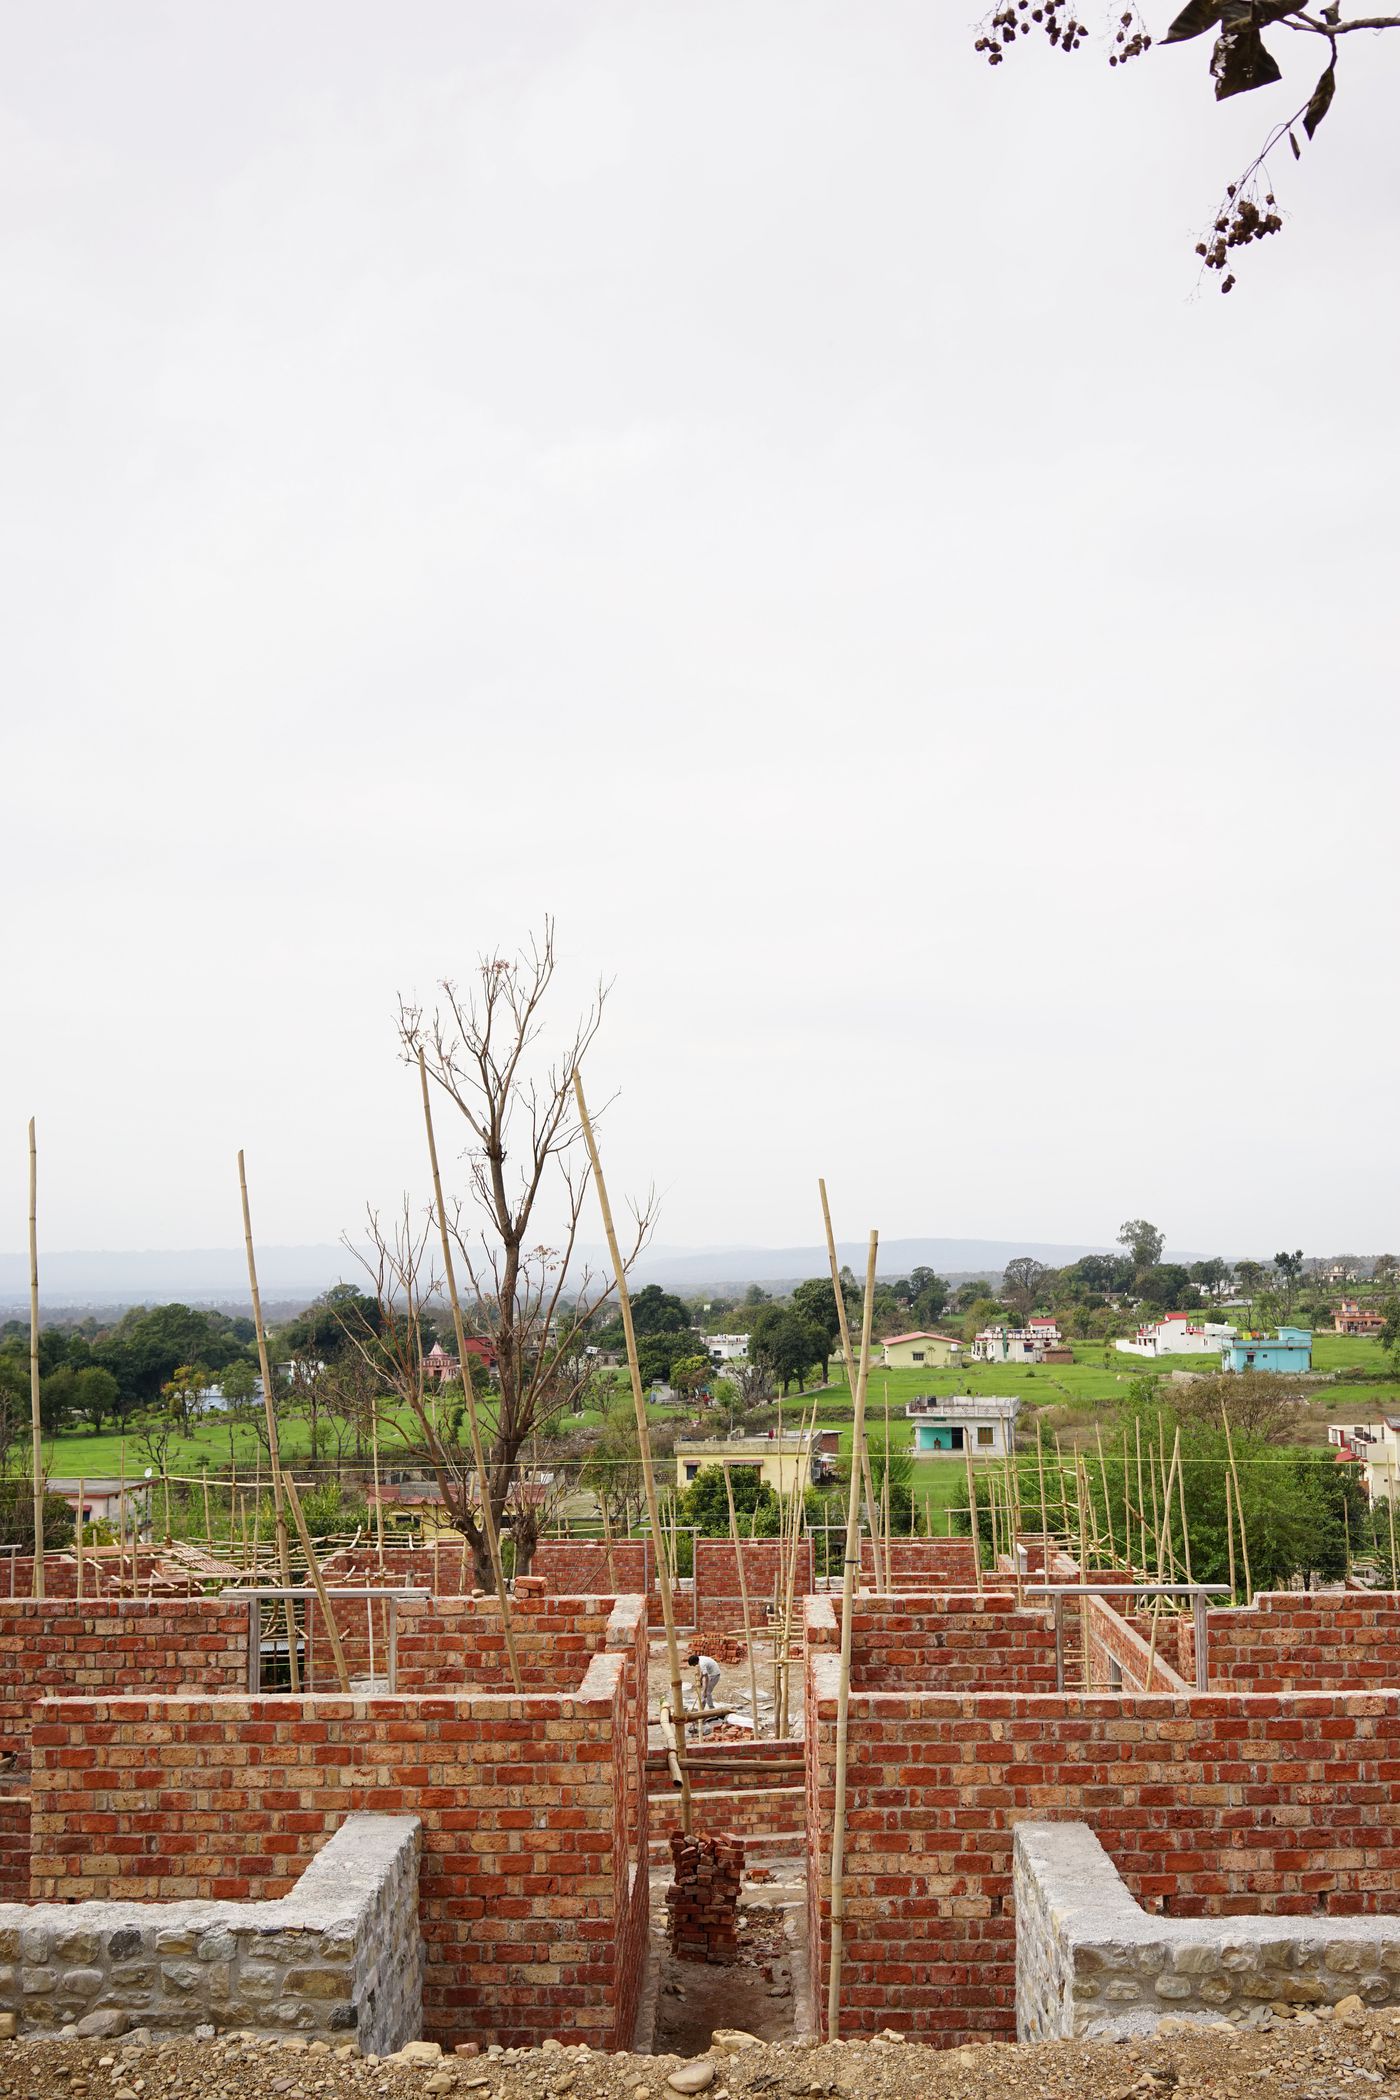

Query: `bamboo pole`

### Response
(1220, 1405, 1252, 1604)
(722, 1464, 762, 1739)
(371, 1405, 385, 1567)
(777, 1395, 820, 1735)
(281, 1470, 352, 1693)
(1175, 1432, 1193, 1585)
(827, 1228, 878, 2041)
(964, 1441, 983, 1593)
(1135, 1417, 1148, 1580)
(1225, 1460, 1238, 1603)
(1037, 1420, 1049, 1562)
(1094, 1426, 1115, 1566)
(418, 1052, 520, 1690)
(818, 1181, 883, 1594)
(27, 1119, 44, 1598)
(574, 1073, 691, 1831)
(75, 1477, 84, 1599)
(238, 1151, 299, 1691)
(1122, 1429, 1133, 1580)
(202, 1474, 212, 1551)
(600, 1492, 619, 1592)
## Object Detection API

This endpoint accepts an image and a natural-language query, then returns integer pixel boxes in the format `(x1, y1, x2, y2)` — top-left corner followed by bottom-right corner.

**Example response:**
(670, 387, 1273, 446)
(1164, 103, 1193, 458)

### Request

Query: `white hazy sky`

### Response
(2, 1, 1397, 1264)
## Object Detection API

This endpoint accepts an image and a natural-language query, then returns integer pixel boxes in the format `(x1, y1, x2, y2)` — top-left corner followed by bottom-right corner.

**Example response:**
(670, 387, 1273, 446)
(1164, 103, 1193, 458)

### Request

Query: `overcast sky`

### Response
(1, 2, 1397, 1268)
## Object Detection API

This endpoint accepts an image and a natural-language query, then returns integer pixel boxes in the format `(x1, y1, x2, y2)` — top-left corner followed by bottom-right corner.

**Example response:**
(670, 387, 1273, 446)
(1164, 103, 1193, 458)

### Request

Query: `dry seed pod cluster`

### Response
(974, 0, 1088, 66)
(1196, 184, 1284, 291)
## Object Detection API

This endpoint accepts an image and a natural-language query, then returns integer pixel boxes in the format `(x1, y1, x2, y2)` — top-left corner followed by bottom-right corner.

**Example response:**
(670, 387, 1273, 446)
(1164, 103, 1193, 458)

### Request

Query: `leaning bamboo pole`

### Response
(281, 1470, 352, 1693)
(722, 1464, 762, 1739)
(1225, 1460, 1238, 1603)
(574, 1073, 691, 1831)
(1175, 1431, 1193, 1585)
(27, 1119, 44, 1598)
(1220, 1405, 1252, 1603)
(418, 1051, 521, 1692)
(776, 1394, 820, 1735)
(827, 1228, 878, 2041)
(818, 1180, 882, 1593)
(238, 1150, 299, 1691)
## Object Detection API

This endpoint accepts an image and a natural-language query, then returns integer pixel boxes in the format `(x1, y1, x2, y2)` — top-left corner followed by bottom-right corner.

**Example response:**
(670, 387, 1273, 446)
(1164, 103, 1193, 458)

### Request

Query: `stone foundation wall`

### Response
(1015, 1820, 1400, 2041)
(0, 1813, 422, 2053)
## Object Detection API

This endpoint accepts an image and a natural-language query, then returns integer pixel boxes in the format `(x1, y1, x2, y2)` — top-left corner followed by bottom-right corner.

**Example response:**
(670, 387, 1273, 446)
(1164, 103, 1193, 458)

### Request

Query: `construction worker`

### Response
(687, 1650, 722, 1711)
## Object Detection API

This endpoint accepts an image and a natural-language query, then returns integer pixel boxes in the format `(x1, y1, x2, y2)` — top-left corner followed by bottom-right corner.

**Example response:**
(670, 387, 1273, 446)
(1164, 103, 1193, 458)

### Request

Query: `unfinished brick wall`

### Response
(0, 1553, 205, 1600)
(393, 1594, 618, 1691)
(27, 1595, 650, 2050)
(533, 1541, 651, 1597)
(1179, 1592, 1400, 1691)
(1082, 1596, 1190, 1694)
(809, 1593, 1058, 1692)
(693, 1539, 813, 1637)
(858, 1539, 979, 1588)
(804, 1640, 1400, 2045)
(0, 1596, 249, 1772)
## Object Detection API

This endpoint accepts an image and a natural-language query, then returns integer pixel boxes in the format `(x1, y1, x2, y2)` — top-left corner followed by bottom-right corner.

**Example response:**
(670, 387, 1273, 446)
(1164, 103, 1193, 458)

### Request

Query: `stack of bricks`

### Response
(716, 1636, 747, 1665)
(666, 1829, 744, 1963)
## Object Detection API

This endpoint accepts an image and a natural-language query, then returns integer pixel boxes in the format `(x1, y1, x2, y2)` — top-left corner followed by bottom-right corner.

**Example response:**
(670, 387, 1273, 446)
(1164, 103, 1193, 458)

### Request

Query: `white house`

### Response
(972, 1327, 1044, 1365)
(1329, 1420, 1400, 1506)
(703, 1333, 749, 1364)
(1115, 1314, 1235, 1359)
(905, 1394, 1019, 1458)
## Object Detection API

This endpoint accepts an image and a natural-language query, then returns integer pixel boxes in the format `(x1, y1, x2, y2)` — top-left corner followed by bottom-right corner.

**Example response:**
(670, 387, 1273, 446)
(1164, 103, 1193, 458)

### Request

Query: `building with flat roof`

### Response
(674, 1429, 830, 1494)
(1220, 1326, 1312, 1374)
(904, 1393, 1019, 1457)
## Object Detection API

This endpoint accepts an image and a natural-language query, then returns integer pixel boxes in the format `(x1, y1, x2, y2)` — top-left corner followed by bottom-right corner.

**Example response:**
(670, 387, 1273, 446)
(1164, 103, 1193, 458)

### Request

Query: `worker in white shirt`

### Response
(687, 1650, 722, 1711)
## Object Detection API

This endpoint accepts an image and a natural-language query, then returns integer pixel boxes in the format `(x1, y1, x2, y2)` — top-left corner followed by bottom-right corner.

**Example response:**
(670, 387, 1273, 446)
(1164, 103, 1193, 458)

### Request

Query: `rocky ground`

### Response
(6, 2005, 1400, 2100)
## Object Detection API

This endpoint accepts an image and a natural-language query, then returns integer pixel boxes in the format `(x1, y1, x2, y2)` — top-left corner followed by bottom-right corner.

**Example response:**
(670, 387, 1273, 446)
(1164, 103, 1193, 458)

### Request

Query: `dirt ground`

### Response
(647, 1855, 811, 2057)
(6, 2006, 1400, 2100)
(657, 1637, 804, 1739)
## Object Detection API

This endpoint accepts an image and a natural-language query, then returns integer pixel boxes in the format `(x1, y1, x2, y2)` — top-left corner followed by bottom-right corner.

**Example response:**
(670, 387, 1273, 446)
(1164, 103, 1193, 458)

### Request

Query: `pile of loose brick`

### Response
(715, 1636, 747, 1665)
(666, 1829, 744, 1963)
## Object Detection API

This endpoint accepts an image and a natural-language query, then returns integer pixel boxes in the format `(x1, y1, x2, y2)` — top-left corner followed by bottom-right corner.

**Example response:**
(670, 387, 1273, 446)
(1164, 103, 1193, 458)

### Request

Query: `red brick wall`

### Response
(804, 1656, 1400, 2045)
(808, 1593, 1059, 1692)
(533, 1541, 651, 1596)
(0, 1596, 249, 1771)
(320, 1544, 471, 1592)
(0, 1553, 204, 1599)
(29, 1600, 650, 2050)
(0, 1782, 28, 1900)
(859, 1539, 979, 1588)
(693, 1539, 813, 1636)
(394, 1594, 618, 1691)
(1082, 1595, 1190, 1693)
(1182, 1592, 1400, 1691)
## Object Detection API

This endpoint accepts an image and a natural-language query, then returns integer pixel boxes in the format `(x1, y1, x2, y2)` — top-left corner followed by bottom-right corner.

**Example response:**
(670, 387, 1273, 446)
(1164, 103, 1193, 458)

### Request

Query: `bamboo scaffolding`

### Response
(28, 1119, 44, 1597)
(1175, 1434, 1193, 1585)
(827, 1227, 878, 2041)
(1135, 1417, 1148, 1580)
(818, 1180, 881, 1593)
(600, 1494, 619, 1593)
(776, 1394, 819, 1737)
(574, 1073, 692, 1832)
(1121, 1429, 1133, 1580)
(280, 1470, 352, 1693)
(1225, 1461, 1238, 1603)
(1037, 1421, 1050, 1561)
(418, 1051, 521, 1691)
(722, 1463, 762, 1739)
(238, 1151, 299, 1691)
(75, 1477, 84, 1599)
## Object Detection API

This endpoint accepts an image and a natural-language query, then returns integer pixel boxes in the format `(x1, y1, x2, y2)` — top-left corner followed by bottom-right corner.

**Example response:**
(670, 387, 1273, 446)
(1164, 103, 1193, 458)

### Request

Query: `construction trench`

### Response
(6, 1536, 1400, 2056)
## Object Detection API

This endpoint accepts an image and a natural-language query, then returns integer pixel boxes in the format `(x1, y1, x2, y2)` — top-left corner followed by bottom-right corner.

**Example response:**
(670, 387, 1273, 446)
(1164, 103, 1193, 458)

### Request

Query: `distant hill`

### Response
(0, 1232, 1214, 1313)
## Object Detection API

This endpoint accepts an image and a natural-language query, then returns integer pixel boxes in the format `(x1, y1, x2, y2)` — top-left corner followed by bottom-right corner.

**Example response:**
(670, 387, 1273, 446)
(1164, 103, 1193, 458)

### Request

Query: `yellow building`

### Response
(880, 1331, 964, 1370)
(674, 1431, 823, 1496)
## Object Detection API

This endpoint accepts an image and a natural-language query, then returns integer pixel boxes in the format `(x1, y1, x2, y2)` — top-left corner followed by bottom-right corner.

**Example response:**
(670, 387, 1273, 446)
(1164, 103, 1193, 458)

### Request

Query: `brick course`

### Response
(1181, 1591, 1400, 1691)
(26, 1595, 650, 2050)
(802, 1599, 1400, 2046)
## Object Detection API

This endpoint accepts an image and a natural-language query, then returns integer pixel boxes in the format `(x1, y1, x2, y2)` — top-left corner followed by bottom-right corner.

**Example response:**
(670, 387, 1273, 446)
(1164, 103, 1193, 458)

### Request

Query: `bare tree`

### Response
(394, 926, 654, 1586)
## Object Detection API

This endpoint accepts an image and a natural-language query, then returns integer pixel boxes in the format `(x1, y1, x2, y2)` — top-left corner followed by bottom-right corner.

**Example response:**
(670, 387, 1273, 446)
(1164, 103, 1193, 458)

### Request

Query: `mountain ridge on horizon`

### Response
(0, 1232, 1211, 1307)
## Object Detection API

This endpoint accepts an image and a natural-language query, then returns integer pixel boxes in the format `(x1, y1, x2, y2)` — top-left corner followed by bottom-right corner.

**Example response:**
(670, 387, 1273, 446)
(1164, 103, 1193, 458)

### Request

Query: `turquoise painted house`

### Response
(1220, 1326, 1312, 1374)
